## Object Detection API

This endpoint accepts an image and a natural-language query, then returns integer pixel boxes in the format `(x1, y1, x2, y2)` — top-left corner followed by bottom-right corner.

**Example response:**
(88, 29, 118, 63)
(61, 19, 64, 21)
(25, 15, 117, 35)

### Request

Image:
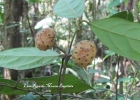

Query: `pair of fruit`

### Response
(35, 28, 97, 67)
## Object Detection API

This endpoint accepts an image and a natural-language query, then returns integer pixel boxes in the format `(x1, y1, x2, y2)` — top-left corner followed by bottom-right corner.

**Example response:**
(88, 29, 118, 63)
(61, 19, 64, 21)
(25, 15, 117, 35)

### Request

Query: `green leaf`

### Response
(23, 74, 92, 93)
(110, 11, 134, 22)
(67, 62, 91, 85)
(0, 78, 27, 95)
(88, 69, 104, 74)
(104, 50, 115, 60)
(89, 18, 140, 61)
(53, 0, 85, 18)
(94, 86, 107, 92)
(105, 50, 115, 55)
(22, 92, 37, 100)
(96, 78, 110, 83)
(110, 9, 118, 14)
(108, 0, 124, 7)
(118, 78, 132, 82)
(0, 47, 60, 70)
(111, 95, 131, 100)
(26, 0, 40, 3)
(5, 23, 19, 29)
(66, 68, 79, 77)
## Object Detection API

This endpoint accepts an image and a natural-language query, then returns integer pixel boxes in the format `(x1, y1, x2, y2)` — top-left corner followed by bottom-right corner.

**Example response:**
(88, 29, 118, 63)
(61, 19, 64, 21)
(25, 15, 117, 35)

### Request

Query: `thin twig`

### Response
(60, 55, 71, 83)
(125, 61, 140, 99)
(54, 45, 66, 55)
(58, 57, 65, 86)
(68, 19, 88, 55)
(58, 57, 65, 100)
(80, 20, 91, 25)
(104, 89, 125, 98)
(68, 19, 83, 54)
(58, 55, 71, 100)
(24, 2, 35, 45)
(67, 27, 78, 54)
(0, 83, 48, 100)
(116, 55, 120, 100)
(128, 67, 139, 93)
(131, 89, 140, 97)
(58, 56, 69, 100)
(14, 80, 20, 88)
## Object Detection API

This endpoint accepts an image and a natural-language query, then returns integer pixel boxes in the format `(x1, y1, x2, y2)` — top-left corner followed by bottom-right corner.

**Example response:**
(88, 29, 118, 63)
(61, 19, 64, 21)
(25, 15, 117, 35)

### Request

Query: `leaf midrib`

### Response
(64, 0, 79, 17)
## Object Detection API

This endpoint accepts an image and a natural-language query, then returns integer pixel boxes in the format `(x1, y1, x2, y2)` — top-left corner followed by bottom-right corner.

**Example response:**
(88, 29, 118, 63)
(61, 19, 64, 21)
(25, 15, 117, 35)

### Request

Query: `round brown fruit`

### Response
(72, 40, 97, 67)
(35, 28, 55, 51)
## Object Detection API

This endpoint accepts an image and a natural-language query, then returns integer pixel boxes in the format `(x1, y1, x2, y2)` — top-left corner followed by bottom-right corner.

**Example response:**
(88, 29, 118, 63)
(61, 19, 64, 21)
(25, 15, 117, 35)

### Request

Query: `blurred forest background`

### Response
(0, 0, 140, 100)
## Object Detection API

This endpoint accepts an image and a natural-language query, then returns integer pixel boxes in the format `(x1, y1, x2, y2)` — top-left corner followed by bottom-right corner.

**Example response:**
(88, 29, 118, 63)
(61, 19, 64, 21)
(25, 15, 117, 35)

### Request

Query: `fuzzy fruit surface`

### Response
(72, 40, 97, 67)
(35, 28, 55, 51)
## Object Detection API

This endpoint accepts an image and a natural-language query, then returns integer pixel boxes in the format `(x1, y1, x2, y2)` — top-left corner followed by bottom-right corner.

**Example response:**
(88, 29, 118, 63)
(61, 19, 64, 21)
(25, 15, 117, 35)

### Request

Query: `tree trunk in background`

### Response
(119, 0, 133, 11)
(75, 17, 82, 43)
(32, 2, 39, 34)
(1, 0, 23, 100)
